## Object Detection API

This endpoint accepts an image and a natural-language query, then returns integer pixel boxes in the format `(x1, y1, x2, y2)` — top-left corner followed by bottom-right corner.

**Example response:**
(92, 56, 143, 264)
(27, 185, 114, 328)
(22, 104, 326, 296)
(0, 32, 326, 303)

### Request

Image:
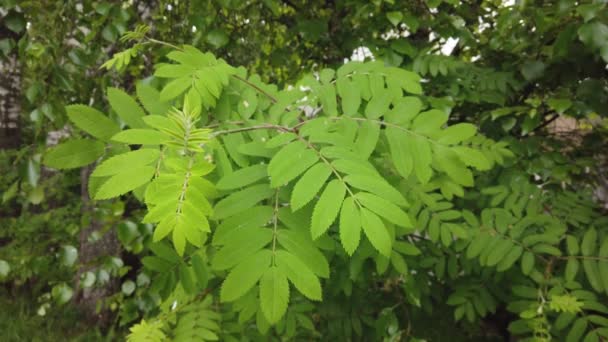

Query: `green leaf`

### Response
(43, 139, 105, 170)
(521, 251, 535, 275)
(66, 104, 120, 140)
(268, 141, 318, 188)
(94, 166, 155, 200)
(216, 164, 268, 190)
(291, 163, 332, 211)
(311, 180, 346, 239)
(111, 129, 166, 145)
(496, 246, 523, 272)
(486, 239, 513, 266)
(337, 78, 360, 116)
(211, 228, 273, 271)
(206, 29, 230, 48)
(353, 120, 380, 160)
(107, 87, 147, 128)
(136, 82, 171, 116)
(191, 253, 209, 288)
(59, 245, 78, 267)
(566, 318, 588, 342)
(547, 98, 572, 114)
(355, 192, 412, 228)
(386, 11, 403, 26)
(566, 258, 580, 282)
(212, 206, 273, 246)
(339, 197, 361, 256)
(0, 260, 9, 278)
(411, 109, 448, 135)
(332, 158, 379, 177)
(520, 61, 546, 81)
(259, 266, 289, 324)
(434, 146, 473, 186)
(360, 208, 392, 257)
(410, 135, 433, 183)
(365, 90, 392, 119)
(160, 77, 191, 102)
(452, 147, 492, 171)
(213, 184, 274, 220)
(276, 250, 322, 301)
(583, 259, 604, 293)
(179, 265, 195, 294)
(220, 249, 271, 302)
(578, 21, 608, 50)
(599, 238, 608, 295)
(386, 126, 413, 178)
(582, 228, 597, 256)
(92, 149, 160, 177)
(437, 123, 477, 145)
(343, 174, 407, 207)
(277, 229, 329, 278)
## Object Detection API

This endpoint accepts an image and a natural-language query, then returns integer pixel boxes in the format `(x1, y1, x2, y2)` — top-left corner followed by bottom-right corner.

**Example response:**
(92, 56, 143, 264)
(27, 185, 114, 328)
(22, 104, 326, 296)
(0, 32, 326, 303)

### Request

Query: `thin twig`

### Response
(211, 124, 293, 137)
(146, 37, 183, 51)
(231, 74, 278, 103)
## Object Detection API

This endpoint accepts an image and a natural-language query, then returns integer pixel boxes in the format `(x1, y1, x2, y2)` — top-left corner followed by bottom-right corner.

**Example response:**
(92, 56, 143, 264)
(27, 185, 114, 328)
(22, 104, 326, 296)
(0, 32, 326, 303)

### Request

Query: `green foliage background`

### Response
(1, 0, 608, 341)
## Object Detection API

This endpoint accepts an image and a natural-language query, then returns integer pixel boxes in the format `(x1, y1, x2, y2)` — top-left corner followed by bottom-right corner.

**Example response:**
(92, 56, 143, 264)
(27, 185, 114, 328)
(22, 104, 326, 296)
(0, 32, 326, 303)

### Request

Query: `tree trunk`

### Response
(0, 46, 21, 149)
(73, 165, 122, 327)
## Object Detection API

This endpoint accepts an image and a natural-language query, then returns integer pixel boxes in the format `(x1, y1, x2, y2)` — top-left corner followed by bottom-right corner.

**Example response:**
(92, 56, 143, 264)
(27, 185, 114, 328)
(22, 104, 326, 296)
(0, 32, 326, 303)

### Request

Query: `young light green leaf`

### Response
(360, 208, 392, 257)
(291, 163, 332, 211)
(107, 87, 147, 128)
(311, 180, 346, 239)
(66, 104, 120, 140)
(259, 266, 289, 324)
(43, 139, 105, 170)
(153, 216, 176, 242)
(216, 164, 268, 190)
(275, 250, 322, 301)
(220, 249, 272, 302)
(339, 197, 361, 256)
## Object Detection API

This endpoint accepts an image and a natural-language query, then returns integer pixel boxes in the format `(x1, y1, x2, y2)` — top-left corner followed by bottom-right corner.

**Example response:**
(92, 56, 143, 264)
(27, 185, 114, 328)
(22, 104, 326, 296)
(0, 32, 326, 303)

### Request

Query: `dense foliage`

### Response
(1, 1, 608, 341)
